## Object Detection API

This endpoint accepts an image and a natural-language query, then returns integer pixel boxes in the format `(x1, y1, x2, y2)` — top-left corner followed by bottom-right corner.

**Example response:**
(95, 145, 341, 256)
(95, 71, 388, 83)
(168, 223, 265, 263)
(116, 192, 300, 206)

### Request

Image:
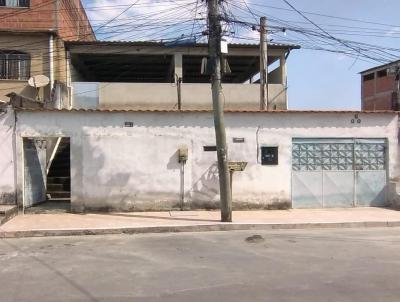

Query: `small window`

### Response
(363, 73, 375, 82)
(261, 146, 278, 165)
(0, 50, 30, 80)
(0, 0, 30, 7)
(377, 69, 387, 78)
(203, 146, 217, 152)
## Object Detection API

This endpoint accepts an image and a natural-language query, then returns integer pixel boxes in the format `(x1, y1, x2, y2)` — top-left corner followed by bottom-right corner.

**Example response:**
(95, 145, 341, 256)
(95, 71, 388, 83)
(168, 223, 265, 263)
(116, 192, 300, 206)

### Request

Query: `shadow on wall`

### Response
(78, 141, 132, 212)
(167, 150, 181, 170)
(23, 139, 46, 207)
(190, 162, 220, 209)
(79, 134, 194, 212)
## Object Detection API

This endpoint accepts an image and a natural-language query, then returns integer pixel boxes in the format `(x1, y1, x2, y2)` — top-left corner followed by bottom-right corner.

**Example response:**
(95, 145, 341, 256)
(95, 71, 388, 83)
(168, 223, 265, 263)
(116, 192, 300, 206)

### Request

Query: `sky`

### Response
(82, 0, 400, 110)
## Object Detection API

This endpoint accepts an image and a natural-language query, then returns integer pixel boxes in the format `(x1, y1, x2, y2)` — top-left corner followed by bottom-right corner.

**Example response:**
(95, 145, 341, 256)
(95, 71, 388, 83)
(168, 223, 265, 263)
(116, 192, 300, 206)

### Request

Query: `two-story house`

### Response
(0, 0, 95, 103)
(67, 40, 299, 111)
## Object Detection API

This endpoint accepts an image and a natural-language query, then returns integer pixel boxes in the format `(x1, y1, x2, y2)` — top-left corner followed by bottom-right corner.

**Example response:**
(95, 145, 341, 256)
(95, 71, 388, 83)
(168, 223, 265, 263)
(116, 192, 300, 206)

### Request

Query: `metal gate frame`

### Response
(291, 138, 388, 209)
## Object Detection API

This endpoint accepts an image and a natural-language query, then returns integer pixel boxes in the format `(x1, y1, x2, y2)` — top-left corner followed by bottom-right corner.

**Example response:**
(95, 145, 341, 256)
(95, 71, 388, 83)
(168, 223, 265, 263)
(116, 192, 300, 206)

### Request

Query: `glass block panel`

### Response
(354, 143, 386, 171)
(293, 142, 354, 171)
(293, 140, 386, 171)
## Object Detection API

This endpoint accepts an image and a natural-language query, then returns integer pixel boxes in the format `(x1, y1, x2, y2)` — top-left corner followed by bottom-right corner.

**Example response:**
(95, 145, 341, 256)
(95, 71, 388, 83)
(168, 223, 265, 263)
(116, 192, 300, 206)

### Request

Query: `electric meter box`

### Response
(178, 146, 188, 163)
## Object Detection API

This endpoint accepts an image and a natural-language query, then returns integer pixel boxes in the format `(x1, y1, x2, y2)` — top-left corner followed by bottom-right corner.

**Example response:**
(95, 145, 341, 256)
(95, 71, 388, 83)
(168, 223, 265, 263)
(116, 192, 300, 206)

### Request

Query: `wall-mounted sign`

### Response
(204, 146, 217, 152)
(233, 137, 245, 143)
(228, 161, 248, 172)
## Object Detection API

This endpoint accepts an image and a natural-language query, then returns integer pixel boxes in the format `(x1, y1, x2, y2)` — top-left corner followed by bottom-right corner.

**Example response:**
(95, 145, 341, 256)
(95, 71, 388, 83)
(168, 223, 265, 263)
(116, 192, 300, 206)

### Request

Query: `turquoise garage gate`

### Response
(292, 138, 388, 208)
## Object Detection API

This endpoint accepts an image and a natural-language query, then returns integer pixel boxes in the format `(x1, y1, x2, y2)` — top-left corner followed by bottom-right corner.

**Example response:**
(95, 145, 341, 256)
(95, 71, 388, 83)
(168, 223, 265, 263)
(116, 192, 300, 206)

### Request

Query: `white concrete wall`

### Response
(15, 111, 399, 211)
(72, 83, 287, 111)
(0, 107, 16, 204)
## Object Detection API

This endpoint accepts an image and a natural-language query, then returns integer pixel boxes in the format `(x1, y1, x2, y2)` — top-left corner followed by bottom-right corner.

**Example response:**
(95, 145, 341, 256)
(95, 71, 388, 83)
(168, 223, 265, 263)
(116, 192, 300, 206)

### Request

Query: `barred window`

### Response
(0, 0, 30, 7)
(0, 51, 31, 80)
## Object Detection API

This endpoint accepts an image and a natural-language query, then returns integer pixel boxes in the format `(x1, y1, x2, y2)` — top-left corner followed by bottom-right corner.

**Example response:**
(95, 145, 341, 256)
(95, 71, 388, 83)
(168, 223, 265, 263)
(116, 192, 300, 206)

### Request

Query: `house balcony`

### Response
(71, 82, 287, 111)
(64, 41, 298, 111)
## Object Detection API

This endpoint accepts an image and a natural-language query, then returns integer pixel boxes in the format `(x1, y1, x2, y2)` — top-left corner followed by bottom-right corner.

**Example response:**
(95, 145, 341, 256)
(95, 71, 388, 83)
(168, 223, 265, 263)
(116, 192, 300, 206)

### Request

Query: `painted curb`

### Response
(1, 221, 400, 238)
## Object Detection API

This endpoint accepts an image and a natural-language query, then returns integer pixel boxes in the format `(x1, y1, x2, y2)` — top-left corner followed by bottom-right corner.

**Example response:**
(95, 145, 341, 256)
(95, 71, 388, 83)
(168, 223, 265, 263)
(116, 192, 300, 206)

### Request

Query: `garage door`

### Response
(292, 138, 387, 208)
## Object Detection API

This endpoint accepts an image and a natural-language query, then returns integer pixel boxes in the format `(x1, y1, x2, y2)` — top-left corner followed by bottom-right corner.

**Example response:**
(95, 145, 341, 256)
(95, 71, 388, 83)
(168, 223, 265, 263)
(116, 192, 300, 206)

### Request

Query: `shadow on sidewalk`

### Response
(101, 212, 219, 223)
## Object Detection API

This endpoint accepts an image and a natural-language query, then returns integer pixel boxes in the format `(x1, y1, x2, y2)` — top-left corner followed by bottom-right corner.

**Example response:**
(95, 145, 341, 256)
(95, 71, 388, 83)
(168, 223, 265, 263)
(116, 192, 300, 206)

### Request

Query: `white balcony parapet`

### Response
(72, 82, 287, 110)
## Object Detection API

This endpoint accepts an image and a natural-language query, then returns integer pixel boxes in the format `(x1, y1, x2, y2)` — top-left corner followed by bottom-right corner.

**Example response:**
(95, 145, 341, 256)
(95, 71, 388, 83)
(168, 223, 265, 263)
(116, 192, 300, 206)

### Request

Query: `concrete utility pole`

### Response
(395, 67, 400, 111)
(207, 0, 232, 222)
(260, 16, 268, 111)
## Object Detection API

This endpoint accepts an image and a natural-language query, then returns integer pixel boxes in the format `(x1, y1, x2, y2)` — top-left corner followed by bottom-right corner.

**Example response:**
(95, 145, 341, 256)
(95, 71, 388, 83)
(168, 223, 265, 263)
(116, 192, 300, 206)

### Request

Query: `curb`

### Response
(0, 206, 18, 226)
(1, 221, 400, 238)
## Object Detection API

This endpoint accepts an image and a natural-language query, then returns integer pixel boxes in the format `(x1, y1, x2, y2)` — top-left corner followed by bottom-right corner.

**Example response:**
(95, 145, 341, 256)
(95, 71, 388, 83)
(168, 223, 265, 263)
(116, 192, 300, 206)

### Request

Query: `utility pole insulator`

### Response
(208, 0, 232, 222)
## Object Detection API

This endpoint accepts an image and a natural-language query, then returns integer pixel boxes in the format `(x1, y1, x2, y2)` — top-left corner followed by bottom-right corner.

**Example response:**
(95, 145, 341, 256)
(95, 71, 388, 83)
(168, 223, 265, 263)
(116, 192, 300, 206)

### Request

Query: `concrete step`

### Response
(48, 170, 71, 177)
(49, 161, 69, 167)
(47, 183, 65, 191)
(46, 198, 71, 201)
(47, 177, 70, 185)
(0, 201, 17, 206)
(0, 205, 18, 225)
(48, 191, 71, 199)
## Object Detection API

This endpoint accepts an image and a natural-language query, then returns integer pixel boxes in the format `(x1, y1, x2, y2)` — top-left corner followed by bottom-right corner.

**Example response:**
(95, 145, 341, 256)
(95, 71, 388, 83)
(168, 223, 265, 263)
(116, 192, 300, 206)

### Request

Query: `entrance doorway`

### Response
(23, 137, 71, 213)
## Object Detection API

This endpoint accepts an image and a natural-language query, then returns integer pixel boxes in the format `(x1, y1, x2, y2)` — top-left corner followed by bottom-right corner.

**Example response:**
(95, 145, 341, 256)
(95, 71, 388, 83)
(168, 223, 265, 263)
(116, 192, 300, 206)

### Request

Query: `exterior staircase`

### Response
(47, 138, 71, 201)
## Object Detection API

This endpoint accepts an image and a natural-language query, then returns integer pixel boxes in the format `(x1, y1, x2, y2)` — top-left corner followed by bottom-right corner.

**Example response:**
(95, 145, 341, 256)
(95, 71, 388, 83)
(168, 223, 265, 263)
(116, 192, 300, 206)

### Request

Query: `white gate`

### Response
(292, 138, 387, 209)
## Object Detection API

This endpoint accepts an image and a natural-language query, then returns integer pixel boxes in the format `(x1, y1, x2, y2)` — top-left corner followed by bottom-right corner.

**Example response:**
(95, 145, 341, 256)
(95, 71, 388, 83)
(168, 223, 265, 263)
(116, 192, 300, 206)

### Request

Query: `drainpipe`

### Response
(180, 162, 185, 210)
(49, 34, 55, 94)
(66, 50, 73, 109)
(54, 0, 60, 32)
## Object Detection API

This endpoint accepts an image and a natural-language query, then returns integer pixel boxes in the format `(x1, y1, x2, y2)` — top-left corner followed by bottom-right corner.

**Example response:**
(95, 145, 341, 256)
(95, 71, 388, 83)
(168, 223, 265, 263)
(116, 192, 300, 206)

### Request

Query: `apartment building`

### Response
(0, 0, 95, 102)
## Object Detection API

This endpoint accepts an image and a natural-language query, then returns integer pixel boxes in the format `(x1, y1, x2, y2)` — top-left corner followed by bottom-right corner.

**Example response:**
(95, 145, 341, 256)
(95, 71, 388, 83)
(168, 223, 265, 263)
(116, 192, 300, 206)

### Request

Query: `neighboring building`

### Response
(0, 0, 94, 41)
(1, 107, 398, 212)
(0, 0, 95, 102)
(67, 41, 299, 111)
(361, 60, 400, 110)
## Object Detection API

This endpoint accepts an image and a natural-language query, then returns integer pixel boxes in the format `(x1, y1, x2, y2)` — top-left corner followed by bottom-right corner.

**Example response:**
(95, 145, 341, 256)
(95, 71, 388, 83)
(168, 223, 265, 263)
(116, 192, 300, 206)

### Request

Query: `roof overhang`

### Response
(14, 108, 397, 114)
(67, 40, 300, 83)
(360, 59, 400, 75)
(65, 40, 300, 57)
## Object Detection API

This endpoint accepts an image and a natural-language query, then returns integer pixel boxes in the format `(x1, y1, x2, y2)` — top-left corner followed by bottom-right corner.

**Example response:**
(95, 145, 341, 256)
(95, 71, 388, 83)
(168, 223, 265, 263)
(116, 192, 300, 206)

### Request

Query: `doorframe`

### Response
(20, 135, 71, 214)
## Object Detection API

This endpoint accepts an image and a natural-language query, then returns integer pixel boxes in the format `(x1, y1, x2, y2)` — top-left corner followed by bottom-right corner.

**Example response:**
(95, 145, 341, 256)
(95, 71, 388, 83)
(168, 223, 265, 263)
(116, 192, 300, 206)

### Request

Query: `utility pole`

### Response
(207, 0, 232, 222)
(260, 16, 268, 111)
(395, 67, 400, 111)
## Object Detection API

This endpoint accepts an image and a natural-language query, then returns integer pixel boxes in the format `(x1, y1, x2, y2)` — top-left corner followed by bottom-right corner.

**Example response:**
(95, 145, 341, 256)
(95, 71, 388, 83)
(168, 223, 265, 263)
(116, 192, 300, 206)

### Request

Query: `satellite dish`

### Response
(28, 75, 50, 102)
(28, 75, 50, 88)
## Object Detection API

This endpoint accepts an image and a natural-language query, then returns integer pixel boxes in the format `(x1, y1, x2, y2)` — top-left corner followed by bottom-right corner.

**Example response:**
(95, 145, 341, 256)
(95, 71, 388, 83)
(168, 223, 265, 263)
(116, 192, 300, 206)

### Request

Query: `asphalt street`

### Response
(1, 228, 400, 302)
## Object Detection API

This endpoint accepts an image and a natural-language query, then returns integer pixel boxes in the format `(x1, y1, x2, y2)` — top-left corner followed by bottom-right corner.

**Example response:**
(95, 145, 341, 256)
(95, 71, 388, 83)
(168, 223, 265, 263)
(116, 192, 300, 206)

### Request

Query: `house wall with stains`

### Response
(13, 110, 399, 212)
(0, 107, 16, 204)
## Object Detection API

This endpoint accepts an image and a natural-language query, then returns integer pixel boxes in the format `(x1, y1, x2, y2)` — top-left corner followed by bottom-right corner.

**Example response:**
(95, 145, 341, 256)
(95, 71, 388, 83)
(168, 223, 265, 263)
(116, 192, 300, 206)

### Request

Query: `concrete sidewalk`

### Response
(1, 207, 400, 238)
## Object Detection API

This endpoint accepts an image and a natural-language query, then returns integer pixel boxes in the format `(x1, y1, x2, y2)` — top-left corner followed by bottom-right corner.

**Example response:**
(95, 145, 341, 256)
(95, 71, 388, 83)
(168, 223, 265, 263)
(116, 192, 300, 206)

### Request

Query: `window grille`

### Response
(0, 51, 31, 80)
(0, 0, 30, 7)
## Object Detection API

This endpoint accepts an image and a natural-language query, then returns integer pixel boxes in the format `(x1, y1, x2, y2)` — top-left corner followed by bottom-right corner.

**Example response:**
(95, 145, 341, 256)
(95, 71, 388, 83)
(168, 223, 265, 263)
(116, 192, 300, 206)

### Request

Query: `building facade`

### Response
(0, 0, 94, 41)
(361, 60, 400, 111)
(0, 0, 94, 102)
(1, 107, 398, 212)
